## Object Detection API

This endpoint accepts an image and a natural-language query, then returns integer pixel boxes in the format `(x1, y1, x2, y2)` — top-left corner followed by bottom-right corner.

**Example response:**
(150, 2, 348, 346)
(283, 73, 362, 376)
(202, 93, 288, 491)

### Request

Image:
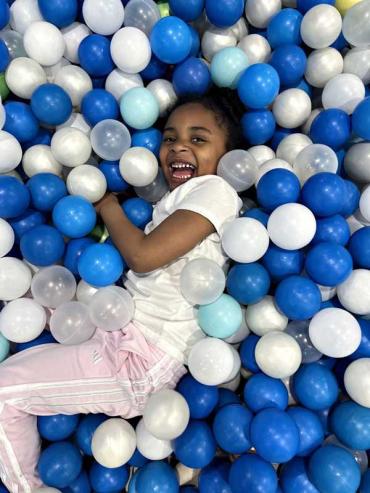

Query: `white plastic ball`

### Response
(337, 269, 370, 315)
(224, 306, 250, 343)
(33, 489, 61, 493)
(180, 258, 225, 306)
(344, 358, 370, 408)
(57, 112, 91, 135)
(136, 418, 173, 460)
(201, 26, 237, 62)
(0, 220, 15, 258)
(322, 73, 365, 114)
(54, 65, 92, 107)
(88, 286, 134, 331)
(255, 158, 294, 185)
(0, 130, 22, 173)
(255, 331, 302, 379)
(83, 0, 125, 36)
(23, 21, 66, 66)
(90, 119, 131, 162)
(5, 57, 46, 99)
(50, 301, 96, 345)
(10, 0, 43, 35)
(0, 298, 46, 343)
(245, 295, 288, 336)
(267, 203, 316, 250)
(221, 217, 269, 263)
(245, 0, 281, 28)
(272, 88, 312, 129)
(317, 284, 337, 302)
(31, 266, 77, 309)
(143, 389, 190, 440)
(248, 145, 275, 166)
(0, 99, 5, 131)
(301, 108, 323, 135)
(110, 27, 151, 73)
(22, 145, 63, 177)
(0, 257, 32, 301)
(230, 17, 249, 41)
(237, 34, 271, 65)
(217, 149, 258, 192)
(309, 308, 361, 358)
(62, 22, 91, 64)
(147, 79, 177, 117)
(342, 0, 370, 48)
(344, 143, 370, 183)
(123, 0, 161, 36)
(91, 418, 136, 468)
(119, 147, 158, 187)
(276, 133, 312, 166)
(105, 69, 143, 101)
(293, 144, 338, 184)
(51, 128, 91, 167)
(344, 47, 370, 85)
(300, 5, 342, 49)
(305, 48, 343, 88)
(44, 57, 70, 84)
(66, 164, 107, 202)
(76, 279, 98, 304)
(360, 185, 370, 222)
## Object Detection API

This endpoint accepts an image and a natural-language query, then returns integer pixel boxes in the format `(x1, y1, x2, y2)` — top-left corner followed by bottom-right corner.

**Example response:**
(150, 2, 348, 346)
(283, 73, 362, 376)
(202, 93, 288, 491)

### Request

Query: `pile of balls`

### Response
(1, 0, 370, 491)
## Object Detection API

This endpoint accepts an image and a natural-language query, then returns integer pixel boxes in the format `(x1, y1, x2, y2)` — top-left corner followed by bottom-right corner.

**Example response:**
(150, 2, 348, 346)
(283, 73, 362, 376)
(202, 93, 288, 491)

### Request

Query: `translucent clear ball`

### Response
(66, 164, 107, 202)
(110, 27, 151, 73)
(82, 0, 125, 36)
(22, 144, 62, 177)
(119, 147, 158, 187)
(90, 119, 131, 161)
(337, 269, 370, 315)
(0, 298, 46, 343)
(0, 257, 32, 301)
(285, 320, 322, 363)
(342, 0, 370, 47)
(0, 29, 27, 58)
(88, 286, 135, 331)
(246, 295, 288, 336)
(135, 418, 173, 460)
(344, 47, 370, 85)
(51, 128, 92, 167)
(76, 279, 98, 304)
(222, 217, 269, 263)
(91, 418, 136, 468)
(180, 258, 226, 305)
(300, 5, 342, 49)
(293, 144, 338, 184)
(134, 168, 169, 203)
(143, 389, 190, 440)
(123, 0, 161, 36)
(272, 88, 312, 129)
(217, 149, 258, 192)
(276, 133, 312, 166)
(305, 48, 343, 88)
(23, 21, 66, 66)
(344, 358, 370, 407)
(50, 301, 96, 345)
(5, 57, 46, 99)
(322, 73, 365, 114)
(31, 266, 77, 309)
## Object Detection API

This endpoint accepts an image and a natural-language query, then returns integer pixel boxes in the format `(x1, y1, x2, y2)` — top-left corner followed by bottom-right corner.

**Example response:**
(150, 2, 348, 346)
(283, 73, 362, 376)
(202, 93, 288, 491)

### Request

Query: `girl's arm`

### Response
(96, 194, 215, 273)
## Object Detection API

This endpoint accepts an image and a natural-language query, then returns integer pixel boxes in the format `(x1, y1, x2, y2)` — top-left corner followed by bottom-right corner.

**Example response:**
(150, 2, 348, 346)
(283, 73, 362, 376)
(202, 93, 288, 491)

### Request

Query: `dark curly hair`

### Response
(165, 87, 246, 152)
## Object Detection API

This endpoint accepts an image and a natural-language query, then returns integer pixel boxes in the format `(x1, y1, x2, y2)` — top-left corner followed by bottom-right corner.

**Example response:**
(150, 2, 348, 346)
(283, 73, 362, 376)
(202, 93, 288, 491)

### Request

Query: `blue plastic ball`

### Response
(38, 414, 80, 441)
(256, 168, 301, 211)
(360, 469, 370, 493)
(15, 329, 56, 352)
(243, 207, 269, 226)
(75, 414, 107, 456)
(292, 363, 339, 410)
(301, 173, 346, 217)
(275, 275, 321, 320)
(150, 16, 192, 64)
(169, 0, 205, 21)
(243, 372, 288, 412)
(341, 179, 360, 217)
(81, 89, 119, 126)
(0, 38, 9, 71)
(352, 97, 370, 140)
(241, 109, 276, 144)
(213, 404, 252, 454)
(270, 126, 295, 150)
(31, 83, 72, 126)
(280, 457, 320, 493)
(89, 462, 129, 493)
(62, 470, 91, 493)
(140, 55, 167, 81)
(215, 388, 241, 411)
(349, 227, 370, 268)
(53, 195, 96, 238)
(198, 458, 231, 493)
(0, 176, 30, 219)
(38, 441, 83, 488)
(78, 34, 114, 77)
(197, 293, 242, 339)
(77, 243, 124, 287)
(177, 374, 219, 419)
(238, 63, 280, 109)
(131, 128, 162, 157)
(350, 318, 370, 359)
(262, 245, 304, 281)
(97, 160, 129, 193)
(3, 101, 39, 142)
(120, 87, 159, 130)
(20, 224, 65, 266)
(136, 461, 178, 493)
(127, 448, 149, 468)
(287, 407, 325, 456)
(122, 197, 153, 230)
(308, 445, 361, 493)
(27, 173, 67, 212)
(23, 127, 52, 150)
(188, 25, 200, 57)
(228, 454, 278, 493)
(174, 420, 216, 468)
(9, 209, 45, 242)
(38, 0, 77, 27)
(330, 401, 370, 450)
(267, 8, 303, 48)
(205, 0, 244, 27)
(296, 0, 335, 14)
(305, 242, 353, 286)
(310, 109, 351, 150)
(172, 57, 211, 96)
(270, 44, 307, 87)
(63, 237, 95, 275)
(312, 215, 350, 246)
(239, 334, 260, 373)
(0, 0, 9, 29)
(226, 262, 270, 305)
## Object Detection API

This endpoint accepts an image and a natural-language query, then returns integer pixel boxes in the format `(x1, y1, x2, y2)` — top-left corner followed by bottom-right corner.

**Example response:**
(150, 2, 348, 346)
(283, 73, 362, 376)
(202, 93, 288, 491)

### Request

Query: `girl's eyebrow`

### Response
(163, 126, 212, 134)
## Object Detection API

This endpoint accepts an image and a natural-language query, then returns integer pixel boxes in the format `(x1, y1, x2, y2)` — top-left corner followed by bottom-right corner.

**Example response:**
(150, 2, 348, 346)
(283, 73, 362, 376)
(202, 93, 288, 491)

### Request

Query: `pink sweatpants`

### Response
(0, 322, 187, 493)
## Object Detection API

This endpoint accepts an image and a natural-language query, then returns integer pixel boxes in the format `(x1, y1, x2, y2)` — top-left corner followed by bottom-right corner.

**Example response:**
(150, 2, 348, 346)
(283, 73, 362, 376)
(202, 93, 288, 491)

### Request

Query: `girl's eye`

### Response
(163, 136, 175, 143)
(192, 136, 206, 143)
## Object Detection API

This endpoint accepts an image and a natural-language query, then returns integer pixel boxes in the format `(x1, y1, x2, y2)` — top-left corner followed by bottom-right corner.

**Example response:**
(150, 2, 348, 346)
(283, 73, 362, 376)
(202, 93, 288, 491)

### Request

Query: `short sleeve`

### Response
(173, 176, 242, 236)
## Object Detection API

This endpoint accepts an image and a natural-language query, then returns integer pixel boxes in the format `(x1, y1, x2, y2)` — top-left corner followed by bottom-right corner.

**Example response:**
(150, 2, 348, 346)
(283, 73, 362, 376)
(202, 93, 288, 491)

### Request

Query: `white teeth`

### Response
(170, 162, 196, 170)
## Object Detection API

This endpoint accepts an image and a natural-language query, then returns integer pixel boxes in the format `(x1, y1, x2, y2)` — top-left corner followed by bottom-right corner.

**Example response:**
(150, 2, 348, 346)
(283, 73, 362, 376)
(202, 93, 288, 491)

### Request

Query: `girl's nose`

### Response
(170, 139, 189, 152)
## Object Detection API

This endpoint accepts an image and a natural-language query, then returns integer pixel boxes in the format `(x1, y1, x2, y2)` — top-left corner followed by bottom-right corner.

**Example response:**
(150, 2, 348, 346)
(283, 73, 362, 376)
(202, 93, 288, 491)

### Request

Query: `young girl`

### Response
(0, 89, 244, 492)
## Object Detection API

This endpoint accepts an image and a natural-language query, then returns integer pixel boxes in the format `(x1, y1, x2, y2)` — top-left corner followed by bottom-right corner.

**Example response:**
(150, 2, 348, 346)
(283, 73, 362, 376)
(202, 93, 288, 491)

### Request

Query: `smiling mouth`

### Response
(169, 161, 197, 182)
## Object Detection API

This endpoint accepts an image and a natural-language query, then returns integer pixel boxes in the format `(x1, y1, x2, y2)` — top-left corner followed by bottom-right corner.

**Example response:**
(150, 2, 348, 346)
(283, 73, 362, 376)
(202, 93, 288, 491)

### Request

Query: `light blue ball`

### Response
(211, 47, 249, 89)
(120, 87, 159, 130)
(198, 293, 242, 339)
(0, 333, 10, 362)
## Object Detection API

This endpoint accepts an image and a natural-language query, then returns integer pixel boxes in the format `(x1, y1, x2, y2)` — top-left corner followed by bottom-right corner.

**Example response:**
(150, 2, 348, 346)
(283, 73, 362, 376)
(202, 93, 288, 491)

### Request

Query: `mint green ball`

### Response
(198, 293, 243, 339)
(211, 47, 249, 89)
(120, 87, 160, 130)
(0, 333, 10, 362)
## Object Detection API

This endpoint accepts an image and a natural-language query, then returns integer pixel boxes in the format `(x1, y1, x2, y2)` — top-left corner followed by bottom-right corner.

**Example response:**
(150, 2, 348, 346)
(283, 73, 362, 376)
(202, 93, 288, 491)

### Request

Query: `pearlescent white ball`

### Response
(293, 144, 338, 184)
(44, 57, 70, 84)
(309, 308, 361, 358)
(237, 34, 271, 65)
(337, 269, 370, 315)
(360, 185, 370, 222)
(54, 65, 92, 107)
(119, 147, 158, 187)
(255, 331, 302, 379)
(57, 112, 91, 135)
(34, 488, 61, 493)
(245, 0, 281, 28)
(0, 220, 15, 258)
(0, 257, 32, 301)
(322, 73, 365, 114)
(272, 89, 312, 129)
(344, 47, 370, 85)
(342, 0, 370, 48)
(201, 26, 237, 62)
(62, 22, 91, 64)
(344, 358, 370, 408)
(305, 48, 343, 88)
(83, 0, 125, 36)
(111, 27, 151, 74)
(344, 143, 370, 183)
(276, 133, 312, 166)
(0, 298, 46, 343)
(136, 418, 173, 460)
(105, 69, 143, 101)
(255, 158, 294, 185)
(5, 57, 47, 99)
(10, 0, 43, 35)
(22, 145, 63, 177)
(221, 217, 269, 263)
(301, 108, 323, 135)
(300, 5, 342, 49)
(224, 306, 250, 343)
(0, 130, 22, 173)
(267, 203, 316, 250)
(143, 389, 190, 440)
(51, 128, 91, 167)
(67, 165, 107, 202)
(231, 17, 249, 41)
(248, 145, 275, 166)
(23, 21, 66, 66)
(91, 418, 136, 468)
(147, 79, 177, 117)
(246, 295, 288, 336)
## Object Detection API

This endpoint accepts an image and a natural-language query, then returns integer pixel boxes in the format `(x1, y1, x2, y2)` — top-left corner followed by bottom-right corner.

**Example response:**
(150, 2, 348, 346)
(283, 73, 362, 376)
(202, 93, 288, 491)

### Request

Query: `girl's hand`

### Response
(94, 193, 119, 215)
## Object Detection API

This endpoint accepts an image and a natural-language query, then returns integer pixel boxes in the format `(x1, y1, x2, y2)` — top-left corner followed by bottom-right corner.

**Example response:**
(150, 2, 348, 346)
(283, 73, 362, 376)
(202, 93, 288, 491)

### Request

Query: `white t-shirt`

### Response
(123, 175, 243, 364)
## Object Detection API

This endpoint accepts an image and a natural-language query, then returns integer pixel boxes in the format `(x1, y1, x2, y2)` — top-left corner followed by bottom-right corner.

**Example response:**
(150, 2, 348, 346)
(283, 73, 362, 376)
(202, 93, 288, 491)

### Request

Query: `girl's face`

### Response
(159, 102, 228, 190)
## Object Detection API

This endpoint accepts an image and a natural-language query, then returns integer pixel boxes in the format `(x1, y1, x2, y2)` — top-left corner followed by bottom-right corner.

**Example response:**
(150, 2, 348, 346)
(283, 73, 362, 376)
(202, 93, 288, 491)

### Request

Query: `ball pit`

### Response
(1, 0, 370, 492)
